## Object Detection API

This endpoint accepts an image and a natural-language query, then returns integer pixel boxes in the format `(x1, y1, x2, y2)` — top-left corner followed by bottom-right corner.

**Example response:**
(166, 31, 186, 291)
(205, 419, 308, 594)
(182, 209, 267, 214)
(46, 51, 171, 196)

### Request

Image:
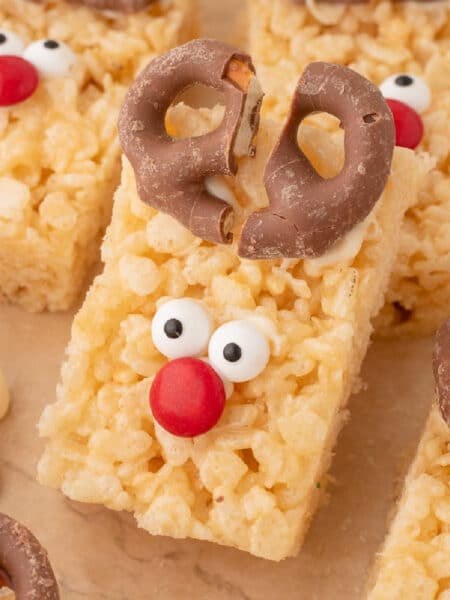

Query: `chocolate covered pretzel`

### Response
(0, 513, 59, 599)
(66, 0, 154, 12)
(239, 62, 395, 259)
(119, 38, 263, 244)
(433, 319, 450, 426)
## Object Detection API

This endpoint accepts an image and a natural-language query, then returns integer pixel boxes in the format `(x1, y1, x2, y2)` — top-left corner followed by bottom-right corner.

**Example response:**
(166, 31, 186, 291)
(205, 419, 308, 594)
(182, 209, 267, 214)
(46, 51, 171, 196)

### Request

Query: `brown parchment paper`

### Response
(0, 1, 436, 598)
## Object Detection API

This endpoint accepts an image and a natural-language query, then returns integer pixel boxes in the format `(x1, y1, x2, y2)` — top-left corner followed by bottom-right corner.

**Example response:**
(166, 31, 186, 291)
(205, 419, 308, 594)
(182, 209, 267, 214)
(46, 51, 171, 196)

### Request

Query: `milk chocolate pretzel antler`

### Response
(0, 513, 59, 599)
(433, 319, 450, 427)
(119, 38, 263, 244)
(67, 0, 154, 12)
(239, 62, 395, 259)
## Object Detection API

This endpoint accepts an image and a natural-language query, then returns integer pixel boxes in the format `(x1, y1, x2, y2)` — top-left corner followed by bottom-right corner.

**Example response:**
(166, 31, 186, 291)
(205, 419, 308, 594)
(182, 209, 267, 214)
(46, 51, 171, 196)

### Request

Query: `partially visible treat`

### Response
(0, 0, 194, 311)
(39, 45, 429, 560)
(367, 318, 450, 599)
(0, 369, 9, 421)
(248, 0, 450, 336)
(0, 513, 59, 599)
(2, 0, 194, 85)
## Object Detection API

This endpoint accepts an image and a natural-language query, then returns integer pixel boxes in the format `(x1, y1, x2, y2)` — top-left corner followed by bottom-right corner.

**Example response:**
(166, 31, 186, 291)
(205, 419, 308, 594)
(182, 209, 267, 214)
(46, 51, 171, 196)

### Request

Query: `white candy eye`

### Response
(380, 73, 431, 114)
(23, 39, 76, 78)
(152, 299, 212, 360)
(0, 30, 25, 56)
(208, 320, 270, 383)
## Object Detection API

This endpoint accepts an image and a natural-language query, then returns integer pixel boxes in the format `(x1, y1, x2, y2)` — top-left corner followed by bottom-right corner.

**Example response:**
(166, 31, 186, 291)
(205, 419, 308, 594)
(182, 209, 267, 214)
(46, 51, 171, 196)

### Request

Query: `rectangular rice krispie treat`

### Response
(0, 0, 193, 311)
(248, 0, 450, 337)
(368, 319, 450, 599)
(37, 40, 430, 559)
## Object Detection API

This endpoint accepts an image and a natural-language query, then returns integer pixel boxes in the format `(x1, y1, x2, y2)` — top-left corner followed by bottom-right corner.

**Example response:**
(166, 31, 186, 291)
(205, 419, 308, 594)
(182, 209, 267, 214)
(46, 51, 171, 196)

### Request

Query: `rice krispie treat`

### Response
(38, 40, 430, 560)
(248, 0, 450, 336)
(0, 512, 59, 599)
(368, 318, 450, 599)
(0, 0, 193, 311)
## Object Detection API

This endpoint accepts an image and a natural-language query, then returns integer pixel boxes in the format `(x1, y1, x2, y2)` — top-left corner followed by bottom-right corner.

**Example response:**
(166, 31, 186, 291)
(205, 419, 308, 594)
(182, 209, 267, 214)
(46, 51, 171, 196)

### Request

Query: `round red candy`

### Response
(0, 56, 39, 107)
(386, 98, 424, 150)
(150, 357, 226, 437)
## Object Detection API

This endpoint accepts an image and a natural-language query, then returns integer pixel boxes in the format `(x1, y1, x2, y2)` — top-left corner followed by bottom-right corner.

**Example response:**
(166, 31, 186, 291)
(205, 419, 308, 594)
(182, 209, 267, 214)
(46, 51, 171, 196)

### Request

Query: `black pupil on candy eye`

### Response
(0, 34, 6, 44)
(164, 318, 183, 339)
(394, 75, 414, 87)
(44, 40, 59, 49)
(223, 343, 242, 363)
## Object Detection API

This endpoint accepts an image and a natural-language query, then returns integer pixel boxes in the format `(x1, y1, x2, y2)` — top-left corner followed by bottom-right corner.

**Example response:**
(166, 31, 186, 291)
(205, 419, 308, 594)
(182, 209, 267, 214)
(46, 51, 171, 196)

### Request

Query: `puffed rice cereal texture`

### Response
(38, 104, 430, 560)
(368, 407, 450, 600)
(0, 0, 194, 311)
(249, 0, 450, 337)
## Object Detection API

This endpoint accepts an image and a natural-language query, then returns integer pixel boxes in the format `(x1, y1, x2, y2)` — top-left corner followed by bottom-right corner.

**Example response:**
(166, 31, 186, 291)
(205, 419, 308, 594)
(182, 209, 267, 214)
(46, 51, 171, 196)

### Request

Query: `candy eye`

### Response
(0, 30, 25, 56)
(380, 73, 431, 114)
(23, 39, 76, 78)
(151, 299, 212, 360)
(208, 320, 270, 383)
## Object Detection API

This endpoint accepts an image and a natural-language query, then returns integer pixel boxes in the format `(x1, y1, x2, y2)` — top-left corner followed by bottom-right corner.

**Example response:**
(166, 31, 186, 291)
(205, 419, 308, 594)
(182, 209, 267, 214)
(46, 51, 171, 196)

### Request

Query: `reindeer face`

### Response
(0, 29, 76, 106)
(380, 73, 431, 149)
(149, 298, 270, 438)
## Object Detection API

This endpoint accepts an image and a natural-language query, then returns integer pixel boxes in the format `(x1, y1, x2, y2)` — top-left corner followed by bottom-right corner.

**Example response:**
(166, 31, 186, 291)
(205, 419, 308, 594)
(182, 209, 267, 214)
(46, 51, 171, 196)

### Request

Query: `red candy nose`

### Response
(386, 98, 424, 150)
(150, 357, 226, 438)
(0, 56, 39, 107)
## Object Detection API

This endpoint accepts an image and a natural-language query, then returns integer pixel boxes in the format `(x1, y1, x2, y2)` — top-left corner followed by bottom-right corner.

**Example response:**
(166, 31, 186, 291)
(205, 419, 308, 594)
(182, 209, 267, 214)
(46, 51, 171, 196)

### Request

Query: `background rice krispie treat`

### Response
(367, 319, 450, 599)
(38, 41, 430, 560)
(0, 0, 194, 311)
(248, 0, 450, 337)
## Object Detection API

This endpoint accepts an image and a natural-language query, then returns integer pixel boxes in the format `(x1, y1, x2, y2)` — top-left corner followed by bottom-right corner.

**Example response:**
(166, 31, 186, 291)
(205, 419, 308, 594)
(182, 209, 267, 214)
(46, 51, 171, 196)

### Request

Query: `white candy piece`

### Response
(0, 29, 25, 56)
(208, 320, 270, 383)
(152, 298, 213, 360)
(23, 39, 76, 78)
(380, 73, 431, 114)
(204, 176, 236, 207)
(304, 216, 370, 275)
(0, 368, 10, 420)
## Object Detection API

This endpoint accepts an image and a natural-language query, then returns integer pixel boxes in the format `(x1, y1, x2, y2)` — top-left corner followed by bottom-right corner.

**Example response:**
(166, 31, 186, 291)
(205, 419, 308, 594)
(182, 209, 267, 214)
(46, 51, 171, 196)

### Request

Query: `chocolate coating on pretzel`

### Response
(239, 62, 394, 259)
(0, 513, 59, 599)
(433, 319, 450, 427)
(119, 39, 261, 245)
(66, 0, 154, 12)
